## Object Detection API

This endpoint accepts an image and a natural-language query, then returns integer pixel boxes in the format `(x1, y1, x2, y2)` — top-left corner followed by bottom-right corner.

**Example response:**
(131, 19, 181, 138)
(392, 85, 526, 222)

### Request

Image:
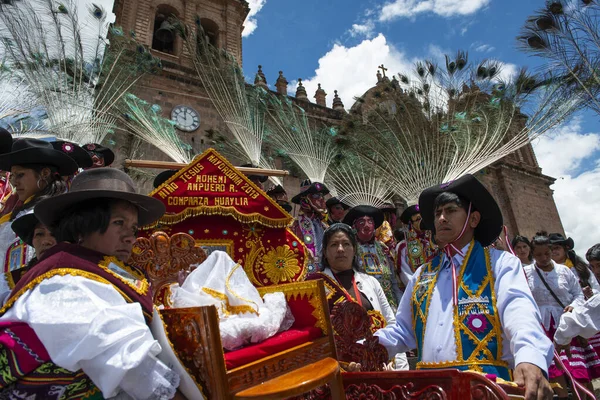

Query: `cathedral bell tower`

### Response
(111, 0, 250, 173)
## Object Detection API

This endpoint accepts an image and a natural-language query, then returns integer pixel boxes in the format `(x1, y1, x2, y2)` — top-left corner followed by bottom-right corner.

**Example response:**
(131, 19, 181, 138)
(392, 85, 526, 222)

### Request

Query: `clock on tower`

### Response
(171, 105, 200, 132)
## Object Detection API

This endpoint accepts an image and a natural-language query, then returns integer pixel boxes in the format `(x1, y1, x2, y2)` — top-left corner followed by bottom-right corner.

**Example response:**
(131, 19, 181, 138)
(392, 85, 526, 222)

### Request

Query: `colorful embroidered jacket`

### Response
(0, 243, 153, 399)
(412, 241, 510, 380)
(396, 229, 437, 289)
(355, 240, 402, 310)
(292, 213, 328, 273)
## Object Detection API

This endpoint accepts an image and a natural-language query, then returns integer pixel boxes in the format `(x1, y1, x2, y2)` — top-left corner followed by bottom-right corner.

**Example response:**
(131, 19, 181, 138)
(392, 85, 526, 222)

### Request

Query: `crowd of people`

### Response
(0, 129, 599, 399)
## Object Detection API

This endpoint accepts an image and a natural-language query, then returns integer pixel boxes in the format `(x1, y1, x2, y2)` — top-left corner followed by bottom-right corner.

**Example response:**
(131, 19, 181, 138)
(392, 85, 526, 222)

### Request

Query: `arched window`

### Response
(199, 18, 219, 48)
(152, 5, 178, 54)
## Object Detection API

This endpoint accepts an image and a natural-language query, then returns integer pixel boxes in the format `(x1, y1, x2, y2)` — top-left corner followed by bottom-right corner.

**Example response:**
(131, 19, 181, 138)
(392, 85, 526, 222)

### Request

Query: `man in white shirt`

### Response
(374, 174, 553, 400)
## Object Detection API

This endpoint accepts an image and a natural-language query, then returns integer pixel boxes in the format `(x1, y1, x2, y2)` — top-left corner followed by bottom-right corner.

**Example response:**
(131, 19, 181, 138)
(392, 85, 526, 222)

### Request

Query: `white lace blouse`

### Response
(524, 261, 585, 330)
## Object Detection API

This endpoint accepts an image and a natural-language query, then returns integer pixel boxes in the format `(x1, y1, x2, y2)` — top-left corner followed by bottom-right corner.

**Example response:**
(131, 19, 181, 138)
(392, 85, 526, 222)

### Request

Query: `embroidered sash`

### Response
(412, 241, 510, 380)
(405, 230, 437, 273)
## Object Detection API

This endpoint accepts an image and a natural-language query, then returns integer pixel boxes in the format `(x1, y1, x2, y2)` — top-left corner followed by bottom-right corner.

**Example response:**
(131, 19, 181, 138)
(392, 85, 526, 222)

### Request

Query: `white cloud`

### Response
(348, 21, 376, 39)
(243, 0, 266, 37)
(293, 34, 414, 108)
(533, 118, 600, 256)
(473, 43, 495, 53)
(379, 0, 490, 21)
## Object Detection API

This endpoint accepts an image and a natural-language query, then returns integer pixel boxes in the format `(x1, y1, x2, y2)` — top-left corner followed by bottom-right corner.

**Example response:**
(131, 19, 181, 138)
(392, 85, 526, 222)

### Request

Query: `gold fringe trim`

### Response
(155, 308, 208, 399)
(0, 268, 137, 316)
(4, 271, 15, 290)
(97, 256, 150, 296)
(0, 196, 35, 224)
(143, 205, 291, 230)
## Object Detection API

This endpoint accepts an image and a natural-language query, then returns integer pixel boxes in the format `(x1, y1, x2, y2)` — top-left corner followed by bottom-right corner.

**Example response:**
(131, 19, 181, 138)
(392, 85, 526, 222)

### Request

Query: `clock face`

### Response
(171, 105, 200, 132)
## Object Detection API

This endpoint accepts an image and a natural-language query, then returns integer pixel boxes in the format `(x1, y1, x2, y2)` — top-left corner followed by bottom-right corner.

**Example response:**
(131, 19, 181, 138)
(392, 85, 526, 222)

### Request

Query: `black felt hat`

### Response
(153, 170, 178, 189)
(11, 212, 40, 246)
(549, 233, 574, 250)
(0, 137, 79, 175)
(342, 205, 385, 229)
(36, 168, 166, 227)
(51, 141, 93, 169)
(400, 204, 421, 225)
(291, 179, 330, 204)
(240, 163, 268, 183)
(266, 184, 287, 197)
(418, 174, 502, 247)
(0, 128, 13, 155)
(83, 143, 115, 167)
(325, 197, 350, 210)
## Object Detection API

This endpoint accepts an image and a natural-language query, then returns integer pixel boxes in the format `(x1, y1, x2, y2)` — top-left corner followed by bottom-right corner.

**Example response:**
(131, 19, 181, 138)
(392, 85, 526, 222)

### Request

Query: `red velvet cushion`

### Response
(224, 326, 323, 370)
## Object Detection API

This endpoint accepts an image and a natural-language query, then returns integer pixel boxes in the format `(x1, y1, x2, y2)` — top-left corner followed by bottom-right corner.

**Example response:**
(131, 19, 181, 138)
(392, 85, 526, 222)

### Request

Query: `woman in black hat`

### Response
(0, 138, 78, 273)
(0, 168, 186, 399)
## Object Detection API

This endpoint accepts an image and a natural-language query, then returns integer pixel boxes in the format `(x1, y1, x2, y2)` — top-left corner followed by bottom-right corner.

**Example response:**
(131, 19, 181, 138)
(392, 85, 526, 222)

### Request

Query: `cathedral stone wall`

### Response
(113, 0, 565, 237)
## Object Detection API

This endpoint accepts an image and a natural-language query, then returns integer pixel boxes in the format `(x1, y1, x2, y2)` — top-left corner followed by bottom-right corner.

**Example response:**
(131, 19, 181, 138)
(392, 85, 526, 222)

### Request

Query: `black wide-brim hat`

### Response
(153, 170, 178, 188)
(418, 174, 503, 247)
(240, 163, 268, 183)
(51, 141, 93, 169)
(0, 128, 13, 155)
(400, 204, 420, 224)
(0, 138, 79, 175)
(35, 168, 166, 227)
(11, 212, 40, 246)
(549, 233, 574, 249)
(343, 205, 385, 229)
(326, 197, 350, 210)
(266, 184, 287, 197)
(83, 143, 115, 166)
(291, 181, 330, 204)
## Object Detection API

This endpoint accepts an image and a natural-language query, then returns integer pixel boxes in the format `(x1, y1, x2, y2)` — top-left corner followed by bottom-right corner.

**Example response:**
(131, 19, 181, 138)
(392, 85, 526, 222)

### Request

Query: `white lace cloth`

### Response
(170, 251, 288, 350)
(0, 275, 179, 399)
(524, 261, 585, 330)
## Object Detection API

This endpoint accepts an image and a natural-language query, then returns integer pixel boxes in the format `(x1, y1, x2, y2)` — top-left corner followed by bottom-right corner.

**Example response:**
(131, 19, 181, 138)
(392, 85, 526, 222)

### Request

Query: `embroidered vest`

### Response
(412, 241, 510, 380)
(356, 241, 398, 310)
(405, 230, 436, 273)
(0, 244, 153, 398)
(294, 214, 327, 273)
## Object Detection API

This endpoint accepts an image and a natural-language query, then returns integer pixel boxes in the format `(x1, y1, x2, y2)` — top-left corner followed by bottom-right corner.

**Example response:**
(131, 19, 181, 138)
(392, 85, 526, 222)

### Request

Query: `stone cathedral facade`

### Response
(112, 0, 564, 238)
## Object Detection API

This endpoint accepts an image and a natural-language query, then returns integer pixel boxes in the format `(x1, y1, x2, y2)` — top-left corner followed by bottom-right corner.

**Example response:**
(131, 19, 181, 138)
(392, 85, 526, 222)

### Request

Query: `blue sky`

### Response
(241, 0, 600, 254)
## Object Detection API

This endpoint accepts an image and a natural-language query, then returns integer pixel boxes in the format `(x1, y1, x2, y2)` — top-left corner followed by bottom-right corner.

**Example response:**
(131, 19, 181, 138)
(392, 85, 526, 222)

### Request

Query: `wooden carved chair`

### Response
(130, 231, 345, 400)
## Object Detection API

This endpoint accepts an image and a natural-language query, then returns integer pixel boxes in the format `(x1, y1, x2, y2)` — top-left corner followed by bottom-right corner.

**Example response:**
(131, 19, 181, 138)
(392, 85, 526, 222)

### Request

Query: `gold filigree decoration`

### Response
(201, 287, 258, 316)
(243, 239, 265, 287)
(261, 245, 301, 285)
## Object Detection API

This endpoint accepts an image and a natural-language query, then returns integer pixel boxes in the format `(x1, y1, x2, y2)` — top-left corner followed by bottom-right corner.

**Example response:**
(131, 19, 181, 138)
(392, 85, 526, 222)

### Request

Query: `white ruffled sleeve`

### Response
(0, 274, 179, 399)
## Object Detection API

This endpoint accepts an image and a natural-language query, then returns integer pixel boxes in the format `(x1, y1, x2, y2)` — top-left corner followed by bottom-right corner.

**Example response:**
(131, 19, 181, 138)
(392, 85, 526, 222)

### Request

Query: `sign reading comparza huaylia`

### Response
(149, 148, 292, 228)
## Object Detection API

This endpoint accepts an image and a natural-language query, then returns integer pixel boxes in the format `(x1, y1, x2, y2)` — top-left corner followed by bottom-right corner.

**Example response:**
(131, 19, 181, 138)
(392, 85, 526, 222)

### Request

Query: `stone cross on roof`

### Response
(378, 64, 388, 78)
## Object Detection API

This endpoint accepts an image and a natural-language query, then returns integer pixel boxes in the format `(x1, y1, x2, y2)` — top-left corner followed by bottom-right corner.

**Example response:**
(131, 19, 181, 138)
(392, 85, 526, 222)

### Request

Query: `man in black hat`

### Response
(266, 184, 292, 213)
(375, 174, 553, 399)
(343, 205, 402, 311)
(83, 143, 115, 168)
(291, 179, 329, 272)
(325, 197, 348, 225)
(240, 163, 268, 190)
(396, 204, 437, 291)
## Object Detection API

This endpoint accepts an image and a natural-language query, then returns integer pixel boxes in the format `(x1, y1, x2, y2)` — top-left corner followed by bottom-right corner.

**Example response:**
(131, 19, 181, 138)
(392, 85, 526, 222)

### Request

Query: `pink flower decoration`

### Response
(466, 314, 488, 333)
(62, 143, 74, 153)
